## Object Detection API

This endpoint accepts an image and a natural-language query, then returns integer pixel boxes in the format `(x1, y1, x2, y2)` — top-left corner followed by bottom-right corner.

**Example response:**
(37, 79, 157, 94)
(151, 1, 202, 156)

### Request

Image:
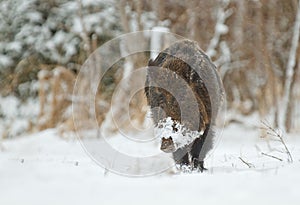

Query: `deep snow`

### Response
(0, 121, 300, 205)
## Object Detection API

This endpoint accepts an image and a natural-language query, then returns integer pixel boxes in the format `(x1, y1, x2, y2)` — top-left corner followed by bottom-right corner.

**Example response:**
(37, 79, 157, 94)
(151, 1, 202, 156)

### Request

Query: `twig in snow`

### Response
(261, 152, 283, 161)
(261, 121, 293, 163)
(104, 167, 109, 177)
(0, 143, 5, 151)
(239, 157, 255, 168)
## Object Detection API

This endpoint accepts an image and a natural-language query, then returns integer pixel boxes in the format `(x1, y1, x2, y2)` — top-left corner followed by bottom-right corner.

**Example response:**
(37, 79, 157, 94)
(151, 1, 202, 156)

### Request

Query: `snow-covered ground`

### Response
(1, 120, 300, 205)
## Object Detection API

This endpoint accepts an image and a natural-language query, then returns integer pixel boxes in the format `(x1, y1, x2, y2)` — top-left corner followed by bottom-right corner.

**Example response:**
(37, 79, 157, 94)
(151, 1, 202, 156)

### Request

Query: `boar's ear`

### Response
(168, 136, 173, 140)
(162, 137, 166, 140)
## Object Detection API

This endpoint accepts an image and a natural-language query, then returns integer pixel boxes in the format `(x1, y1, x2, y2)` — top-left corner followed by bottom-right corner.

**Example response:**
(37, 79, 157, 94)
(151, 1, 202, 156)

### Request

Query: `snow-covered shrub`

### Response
(0, 95, 39, 139)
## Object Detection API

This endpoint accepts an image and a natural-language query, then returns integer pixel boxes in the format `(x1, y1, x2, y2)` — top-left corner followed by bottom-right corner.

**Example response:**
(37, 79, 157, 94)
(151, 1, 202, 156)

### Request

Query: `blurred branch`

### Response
(77, 0, 91, 55)
(134, 0, 143, 30)
(119, 0, 130, 33)
(206, 0, 233, 57)
(280, 0, 300, 132)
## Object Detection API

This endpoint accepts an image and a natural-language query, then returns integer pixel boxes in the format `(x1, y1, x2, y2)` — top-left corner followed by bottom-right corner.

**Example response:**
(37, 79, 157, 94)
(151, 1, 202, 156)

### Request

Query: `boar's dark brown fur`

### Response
(145, 40, 224, 171)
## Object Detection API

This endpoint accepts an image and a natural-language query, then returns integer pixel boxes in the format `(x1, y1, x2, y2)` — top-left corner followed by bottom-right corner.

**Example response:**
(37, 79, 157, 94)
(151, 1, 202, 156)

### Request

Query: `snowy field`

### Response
(1, 119, 300, 205)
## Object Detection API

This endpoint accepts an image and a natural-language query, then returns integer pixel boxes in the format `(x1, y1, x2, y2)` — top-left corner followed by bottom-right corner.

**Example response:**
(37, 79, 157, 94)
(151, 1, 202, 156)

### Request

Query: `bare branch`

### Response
(77, 0, 91, 55)
(280, 0, 300, 131)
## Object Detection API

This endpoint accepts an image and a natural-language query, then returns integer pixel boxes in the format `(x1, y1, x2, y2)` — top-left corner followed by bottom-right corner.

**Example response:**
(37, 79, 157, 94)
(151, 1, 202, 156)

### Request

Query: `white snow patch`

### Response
(0, 95, 19, 118)
(26, 11, 42, 23)
(6, 41, 22, 52)
(38, 69, 51, 79)
(154, 117, 203, 150)
(0, 54, 13, 67)
(216, 23, 228, 34)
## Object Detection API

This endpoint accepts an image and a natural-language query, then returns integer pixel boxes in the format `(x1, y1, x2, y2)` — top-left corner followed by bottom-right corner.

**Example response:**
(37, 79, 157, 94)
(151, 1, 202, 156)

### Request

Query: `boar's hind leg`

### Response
(172, 147, 189, 166)
(190, 125, 210, 171)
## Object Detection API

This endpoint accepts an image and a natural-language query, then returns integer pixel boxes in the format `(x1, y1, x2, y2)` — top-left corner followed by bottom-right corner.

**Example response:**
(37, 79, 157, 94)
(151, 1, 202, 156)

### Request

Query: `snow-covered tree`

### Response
(0, 0, 121, 95)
